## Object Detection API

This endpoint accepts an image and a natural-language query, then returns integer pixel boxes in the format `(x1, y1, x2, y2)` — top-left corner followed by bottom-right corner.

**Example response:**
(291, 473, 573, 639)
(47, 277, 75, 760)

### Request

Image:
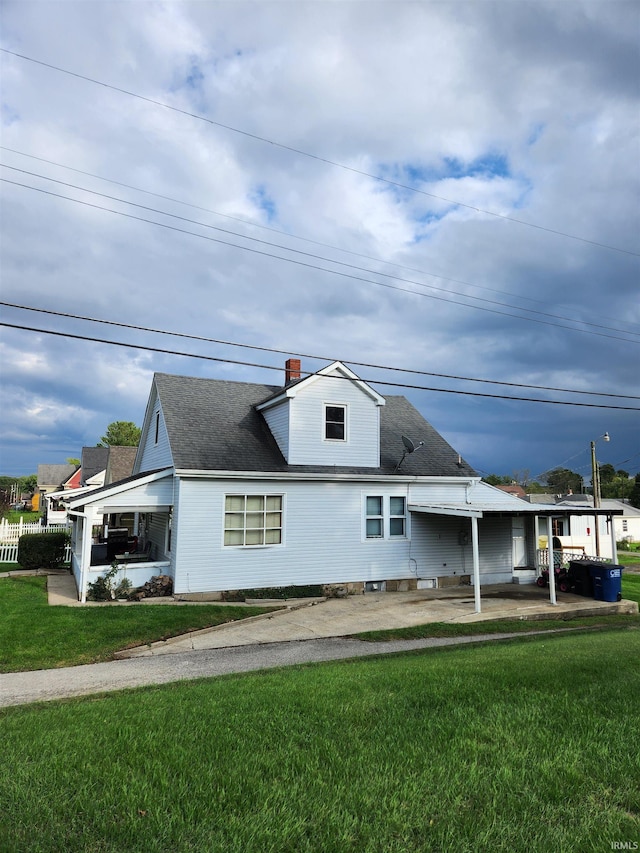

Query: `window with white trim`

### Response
(389, 496, 406, 537)
(365, 495, 408, 540)
(366, 496, 384, 538)
(324, 404, 346, 441)
(224, 495, 283, 546)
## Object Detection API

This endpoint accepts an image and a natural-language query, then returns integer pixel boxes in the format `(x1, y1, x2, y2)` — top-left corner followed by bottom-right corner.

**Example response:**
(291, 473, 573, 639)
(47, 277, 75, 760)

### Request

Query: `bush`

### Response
(17, 532, 70, 571)
(87, 562, 132, 601)
(221, 585, 324, 601)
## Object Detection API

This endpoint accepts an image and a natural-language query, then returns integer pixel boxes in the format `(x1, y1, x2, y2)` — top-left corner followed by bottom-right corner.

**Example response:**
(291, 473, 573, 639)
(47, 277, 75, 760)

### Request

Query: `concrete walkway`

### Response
(2, 630, 577, 708)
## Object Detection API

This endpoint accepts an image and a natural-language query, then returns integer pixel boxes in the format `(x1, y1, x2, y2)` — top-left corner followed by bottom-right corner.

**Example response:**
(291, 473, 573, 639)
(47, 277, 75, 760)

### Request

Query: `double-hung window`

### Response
(389, 497, 406, 537)
(365, 495, 407, 539)
(224, 495, 283, 546)
(325, 404, 346, 441)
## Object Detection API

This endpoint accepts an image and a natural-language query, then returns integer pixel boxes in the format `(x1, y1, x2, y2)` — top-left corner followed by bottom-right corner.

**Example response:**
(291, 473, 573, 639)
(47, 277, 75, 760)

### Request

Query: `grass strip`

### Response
(0, 575, 277, 672)
(0, 630, 638, 853)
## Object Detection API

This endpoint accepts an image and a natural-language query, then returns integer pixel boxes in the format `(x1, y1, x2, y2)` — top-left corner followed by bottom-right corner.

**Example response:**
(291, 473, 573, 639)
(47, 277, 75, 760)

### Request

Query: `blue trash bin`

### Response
(590, 563, 622, 602)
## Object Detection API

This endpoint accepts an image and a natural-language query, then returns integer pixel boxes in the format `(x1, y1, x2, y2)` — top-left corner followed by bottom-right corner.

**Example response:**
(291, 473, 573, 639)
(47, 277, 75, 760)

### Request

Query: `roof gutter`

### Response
(174, 469, 480, 485)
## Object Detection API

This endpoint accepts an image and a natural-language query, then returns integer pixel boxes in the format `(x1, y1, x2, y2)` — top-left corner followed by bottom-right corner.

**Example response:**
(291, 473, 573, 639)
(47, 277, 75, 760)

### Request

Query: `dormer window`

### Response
(325, 404, 346, 441)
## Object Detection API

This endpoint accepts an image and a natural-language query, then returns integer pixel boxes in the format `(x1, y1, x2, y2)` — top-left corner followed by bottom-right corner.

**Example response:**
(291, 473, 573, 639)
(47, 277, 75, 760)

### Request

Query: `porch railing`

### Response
(537, 548, 612, 568)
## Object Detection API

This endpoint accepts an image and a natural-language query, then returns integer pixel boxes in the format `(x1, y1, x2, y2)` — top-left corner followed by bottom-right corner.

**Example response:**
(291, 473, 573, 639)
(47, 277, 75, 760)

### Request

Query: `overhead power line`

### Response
(3, 300, 639, 401)
(4, 147, 639, 335)
(2, 320, 640, 411)
(4, 176, 639, 346)
(2, 47, 638, 258)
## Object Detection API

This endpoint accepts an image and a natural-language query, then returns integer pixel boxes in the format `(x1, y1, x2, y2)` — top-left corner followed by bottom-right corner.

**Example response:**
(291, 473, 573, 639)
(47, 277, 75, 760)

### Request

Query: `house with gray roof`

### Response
(66, 360, 621, 605)
(37, 463, 78, 494)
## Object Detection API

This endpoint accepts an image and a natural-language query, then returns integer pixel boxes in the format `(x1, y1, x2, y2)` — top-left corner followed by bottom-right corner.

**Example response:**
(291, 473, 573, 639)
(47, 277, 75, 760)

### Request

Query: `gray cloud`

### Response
(0, 0, 638, 480)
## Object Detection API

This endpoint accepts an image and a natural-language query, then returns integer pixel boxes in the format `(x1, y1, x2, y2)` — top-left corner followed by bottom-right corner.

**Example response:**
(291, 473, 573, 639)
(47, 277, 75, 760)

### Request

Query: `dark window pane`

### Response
(326, 421, 345, 440)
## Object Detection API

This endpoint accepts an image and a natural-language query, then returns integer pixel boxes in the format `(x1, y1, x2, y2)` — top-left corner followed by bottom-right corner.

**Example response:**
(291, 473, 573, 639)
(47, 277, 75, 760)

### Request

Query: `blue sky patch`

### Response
(378, 151, 512, 191)
(250, 185, 277, 222)
(1, 102, 20, 125)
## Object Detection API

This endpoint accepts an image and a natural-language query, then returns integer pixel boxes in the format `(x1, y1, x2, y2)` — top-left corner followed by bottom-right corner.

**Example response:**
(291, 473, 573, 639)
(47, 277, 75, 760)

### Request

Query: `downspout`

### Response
(471, 515, 481, 613)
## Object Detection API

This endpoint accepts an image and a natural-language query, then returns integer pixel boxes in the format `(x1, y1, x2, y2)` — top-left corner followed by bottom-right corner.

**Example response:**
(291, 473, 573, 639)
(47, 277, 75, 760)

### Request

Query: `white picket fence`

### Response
(0, 519, 72, 564)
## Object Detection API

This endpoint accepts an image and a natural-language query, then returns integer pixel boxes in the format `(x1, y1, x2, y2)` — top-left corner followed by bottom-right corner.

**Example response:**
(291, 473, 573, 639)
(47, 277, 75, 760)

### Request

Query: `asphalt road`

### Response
(0, 632, 535, 707)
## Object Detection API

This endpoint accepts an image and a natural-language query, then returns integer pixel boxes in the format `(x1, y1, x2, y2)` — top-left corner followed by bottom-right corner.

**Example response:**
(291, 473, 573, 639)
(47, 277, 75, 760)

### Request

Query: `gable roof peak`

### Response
(257, 360, 386, 410)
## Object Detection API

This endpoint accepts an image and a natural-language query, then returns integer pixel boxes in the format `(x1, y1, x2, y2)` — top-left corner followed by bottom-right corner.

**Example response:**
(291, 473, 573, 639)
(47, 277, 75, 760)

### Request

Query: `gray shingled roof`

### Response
(105, 446, 138, 484)
(154, 373, 476, 477)
(80, 447, 109, 485)
(37, 463, 78, 488)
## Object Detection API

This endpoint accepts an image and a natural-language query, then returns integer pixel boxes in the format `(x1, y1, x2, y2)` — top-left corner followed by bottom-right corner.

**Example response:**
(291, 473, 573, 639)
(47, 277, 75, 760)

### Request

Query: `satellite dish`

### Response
(394, 436, 425, 472)
(402, 435, 416, 453)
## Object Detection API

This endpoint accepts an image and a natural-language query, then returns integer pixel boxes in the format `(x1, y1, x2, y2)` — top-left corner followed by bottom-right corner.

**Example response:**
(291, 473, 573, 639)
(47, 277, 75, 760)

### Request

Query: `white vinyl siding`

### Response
(286, 372, 381, 467)
(83, 474, 174, 511)
(137, 398, 173, 472)
(170, 477, 534, 595)
(224, 495, 283, 547)
(173, 478, 417, 594)
(409, 513, 513, 584)
(261, 402, 289, 460)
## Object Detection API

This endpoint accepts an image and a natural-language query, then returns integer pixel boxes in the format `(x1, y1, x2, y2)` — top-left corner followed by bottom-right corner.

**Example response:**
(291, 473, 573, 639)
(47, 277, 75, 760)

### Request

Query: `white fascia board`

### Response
(409, 504, 484, 518)
(175, 469, 477, 484)
(67, 468, 173, 508)
(46, 485, 100, 501)
(316, 361, 386, 405)
(133, 379, 160, 473)
(90, 505, 172, 515)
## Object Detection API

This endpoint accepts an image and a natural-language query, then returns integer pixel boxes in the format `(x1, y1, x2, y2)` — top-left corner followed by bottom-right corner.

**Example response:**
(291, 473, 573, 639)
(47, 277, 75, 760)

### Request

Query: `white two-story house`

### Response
(67, 360, 621, 604)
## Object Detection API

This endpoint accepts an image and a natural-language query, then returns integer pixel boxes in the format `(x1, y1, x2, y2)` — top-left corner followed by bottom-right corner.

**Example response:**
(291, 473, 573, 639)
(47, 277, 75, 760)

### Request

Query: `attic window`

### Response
(324, 404, 346, 441)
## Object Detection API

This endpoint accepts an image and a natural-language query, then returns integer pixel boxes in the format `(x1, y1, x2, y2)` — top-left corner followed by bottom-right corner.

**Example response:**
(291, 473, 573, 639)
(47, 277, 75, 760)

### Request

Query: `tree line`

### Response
(483, 467, 640, 507)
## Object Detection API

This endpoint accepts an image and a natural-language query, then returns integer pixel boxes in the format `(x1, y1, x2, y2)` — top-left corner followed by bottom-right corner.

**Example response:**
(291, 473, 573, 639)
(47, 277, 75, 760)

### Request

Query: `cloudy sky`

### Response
(1, 0, 638, 486)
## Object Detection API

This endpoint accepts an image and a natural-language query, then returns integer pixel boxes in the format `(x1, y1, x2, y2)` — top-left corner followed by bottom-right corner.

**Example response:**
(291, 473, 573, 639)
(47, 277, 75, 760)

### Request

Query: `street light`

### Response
(590, 431, 610, 556)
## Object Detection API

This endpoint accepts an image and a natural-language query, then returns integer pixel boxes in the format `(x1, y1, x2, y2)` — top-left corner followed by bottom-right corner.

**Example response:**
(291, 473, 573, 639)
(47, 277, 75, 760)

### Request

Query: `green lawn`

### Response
(1, 510, 41, 523)
(1, 630, 638, 853)
(617, 552, 640, 568)
(0, 575, 278, 672)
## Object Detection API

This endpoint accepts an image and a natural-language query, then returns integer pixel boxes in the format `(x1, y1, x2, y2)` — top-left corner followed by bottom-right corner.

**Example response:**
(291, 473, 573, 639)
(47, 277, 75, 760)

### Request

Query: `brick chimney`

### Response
(285, 358, 301, 385)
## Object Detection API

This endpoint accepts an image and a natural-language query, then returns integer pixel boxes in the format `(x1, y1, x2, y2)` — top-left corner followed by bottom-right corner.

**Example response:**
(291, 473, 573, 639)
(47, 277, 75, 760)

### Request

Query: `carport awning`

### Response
(409, 503, 483, 518)
(408, 501, 622, 519)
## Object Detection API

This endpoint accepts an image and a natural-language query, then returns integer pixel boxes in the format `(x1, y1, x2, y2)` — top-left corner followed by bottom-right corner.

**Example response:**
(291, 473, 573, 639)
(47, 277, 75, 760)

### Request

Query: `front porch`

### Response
(66, 468, 175, 602)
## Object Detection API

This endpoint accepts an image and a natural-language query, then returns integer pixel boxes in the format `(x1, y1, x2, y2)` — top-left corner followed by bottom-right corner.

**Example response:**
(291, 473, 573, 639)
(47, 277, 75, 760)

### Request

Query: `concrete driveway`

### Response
(40, 572, 637, 658)
(120, 584, 636, 656)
